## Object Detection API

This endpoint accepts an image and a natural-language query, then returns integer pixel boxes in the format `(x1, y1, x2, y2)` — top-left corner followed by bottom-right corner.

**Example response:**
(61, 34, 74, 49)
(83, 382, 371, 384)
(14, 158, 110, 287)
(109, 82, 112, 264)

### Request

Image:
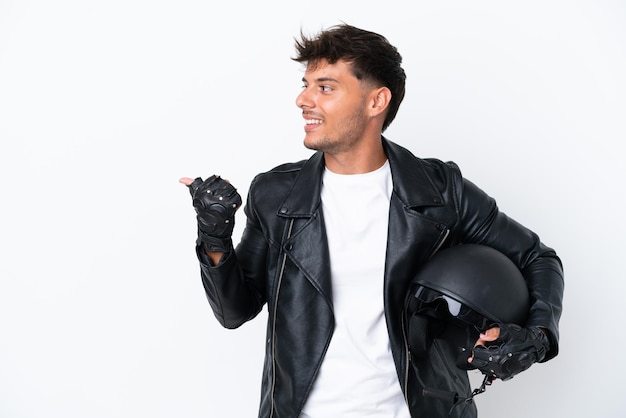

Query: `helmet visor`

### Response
(410, 286, 492, 333)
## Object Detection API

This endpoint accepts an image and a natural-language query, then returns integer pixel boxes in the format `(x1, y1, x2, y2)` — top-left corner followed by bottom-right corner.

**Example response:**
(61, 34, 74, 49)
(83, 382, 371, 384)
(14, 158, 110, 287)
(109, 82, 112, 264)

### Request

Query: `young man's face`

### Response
(296, 59, 372, 155)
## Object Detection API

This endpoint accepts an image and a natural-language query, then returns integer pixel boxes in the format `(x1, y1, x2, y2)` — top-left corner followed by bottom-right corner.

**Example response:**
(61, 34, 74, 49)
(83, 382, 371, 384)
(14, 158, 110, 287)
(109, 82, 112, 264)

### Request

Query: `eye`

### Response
(320, 85, 332, 93)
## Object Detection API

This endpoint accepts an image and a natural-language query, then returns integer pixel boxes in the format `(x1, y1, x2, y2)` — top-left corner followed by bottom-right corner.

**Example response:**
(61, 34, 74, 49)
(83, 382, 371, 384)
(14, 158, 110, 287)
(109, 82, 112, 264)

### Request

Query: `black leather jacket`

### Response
(197, 138, 564, 418)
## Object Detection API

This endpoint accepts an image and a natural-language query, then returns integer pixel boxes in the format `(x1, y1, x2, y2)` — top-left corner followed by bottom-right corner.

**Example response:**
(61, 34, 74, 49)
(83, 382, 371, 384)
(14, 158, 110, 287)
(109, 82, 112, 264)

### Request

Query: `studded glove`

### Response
(470, 324, 550, 381)
(187, 175, 242, 253)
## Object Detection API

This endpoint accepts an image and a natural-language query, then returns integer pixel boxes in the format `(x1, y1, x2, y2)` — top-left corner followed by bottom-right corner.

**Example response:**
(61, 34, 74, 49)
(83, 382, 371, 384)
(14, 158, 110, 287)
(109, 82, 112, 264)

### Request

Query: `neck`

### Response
(324, 137, 387, 175)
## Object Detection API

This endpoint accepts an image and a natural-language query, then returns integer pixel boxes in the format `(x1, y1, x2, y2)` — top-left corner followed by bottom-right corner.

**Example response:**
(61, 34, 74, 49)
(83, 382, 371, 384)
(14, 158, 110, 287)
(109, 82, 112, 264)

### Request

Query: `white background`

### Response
(1, 1, 624, 417)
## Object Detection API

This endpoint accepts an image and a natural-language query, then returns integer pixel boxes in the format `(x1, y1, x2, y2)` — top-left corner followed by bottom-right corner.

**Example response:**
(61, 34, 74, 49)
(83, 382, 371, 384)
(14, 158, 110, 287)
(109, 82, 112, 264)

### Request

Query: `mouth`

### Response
(304, 118, 322, 132)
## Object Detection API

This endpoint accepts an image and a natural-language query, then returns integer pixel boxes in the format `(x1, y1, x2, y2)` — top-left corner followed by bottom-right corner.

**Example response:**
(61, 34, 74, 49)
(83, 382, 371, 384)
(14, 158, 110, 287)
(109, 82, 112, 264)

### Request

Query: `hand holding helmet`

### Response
(405, 244, 550, 409)
(469, 324, 550, 381)
(184, 175, 242, 253)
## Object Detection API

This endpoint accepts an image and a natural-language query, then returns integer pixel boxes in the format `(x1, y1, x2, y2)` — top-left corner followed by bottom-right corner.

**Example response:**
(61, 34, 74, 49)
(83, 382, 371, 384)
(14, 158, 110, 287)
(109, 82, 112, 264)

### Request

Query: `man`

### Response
(180, 24, 564, 418)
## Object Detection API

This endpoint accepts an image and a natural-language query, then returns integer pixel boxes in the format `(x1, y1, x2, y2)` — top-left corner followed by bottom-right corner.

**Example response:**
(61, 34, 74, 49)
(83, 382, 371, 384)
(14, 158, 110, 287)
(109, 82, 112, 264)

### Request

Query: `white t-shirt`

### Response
(300, 160, 411, 418)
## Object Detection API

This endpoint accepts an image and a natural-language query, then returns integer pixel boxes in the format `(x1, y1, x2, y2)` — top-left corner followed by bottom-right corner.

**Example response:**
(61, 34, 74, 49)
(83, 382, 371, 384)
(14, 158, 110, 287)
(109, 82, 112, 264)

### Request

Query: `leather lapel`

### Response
(382, 139, 450, 339)
(278, 151, 333, 304)
(284, 212, 332, 303)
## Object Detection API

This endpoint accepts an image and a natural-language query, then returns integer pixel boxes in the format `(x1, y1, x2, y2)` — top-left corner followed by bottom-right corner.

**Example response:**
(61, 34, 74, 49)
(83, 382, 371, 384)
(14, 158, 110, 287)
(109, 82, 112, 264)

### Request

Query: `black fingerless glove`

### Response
(187, 175, 242, 253)
(471, 324, 550, 381)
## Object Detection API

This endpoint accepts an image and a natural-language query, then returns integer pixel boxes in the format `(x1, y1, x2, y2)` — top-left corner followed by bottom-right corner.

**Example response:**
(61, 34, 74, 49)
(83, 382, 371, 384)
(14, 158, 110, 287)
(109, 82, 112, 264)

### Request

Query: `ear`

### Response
(368, 86, 392, 118)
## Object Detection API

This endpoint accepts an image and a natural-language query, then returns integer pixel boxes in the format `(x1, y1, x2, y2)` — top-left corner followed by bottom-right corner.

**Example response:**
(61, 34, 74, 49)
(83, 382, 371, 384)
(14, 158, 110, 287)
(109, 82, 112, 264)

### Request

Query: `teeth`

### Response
(305, 119, 322, 125)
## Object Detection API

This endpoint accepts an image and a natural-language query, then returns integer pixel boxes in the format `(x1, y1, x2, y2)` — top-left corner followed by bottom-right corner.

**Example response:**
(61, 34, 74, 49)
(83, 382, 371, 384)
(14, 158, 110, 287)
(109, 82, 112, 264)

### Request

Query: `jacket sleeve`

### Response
(452, 166, 564, 361)
(196, 185, 269, 329)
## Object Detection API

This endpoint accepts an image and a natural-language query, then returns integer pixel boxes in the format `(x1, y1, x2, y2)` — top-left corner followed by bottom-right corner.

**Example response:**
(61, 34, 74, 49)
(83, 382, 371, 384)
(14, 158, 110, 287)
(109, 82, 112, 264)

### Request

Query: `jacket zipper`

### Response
(430, 227, 450, 258)
(270, 219, 294, 418)
(402, 310, 411, 407)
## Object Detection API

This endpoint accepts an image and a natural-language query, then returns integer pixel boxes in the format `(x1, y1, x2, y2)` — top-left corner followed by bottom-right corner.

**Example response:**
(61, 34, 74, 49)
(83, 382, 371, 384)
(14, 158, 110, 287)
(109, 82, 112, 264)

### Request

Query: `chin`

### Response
(303, 137, 321, 151)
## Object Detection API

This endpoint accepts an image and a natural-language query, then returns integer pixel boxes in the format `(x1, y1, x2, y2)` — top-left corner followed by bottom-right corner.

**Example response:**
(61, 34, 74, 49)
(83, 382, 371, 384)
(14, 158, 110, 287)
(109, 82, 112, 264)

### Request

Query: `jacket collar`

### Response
(382, 138, 445, 208)
(278, 137, 443, 217)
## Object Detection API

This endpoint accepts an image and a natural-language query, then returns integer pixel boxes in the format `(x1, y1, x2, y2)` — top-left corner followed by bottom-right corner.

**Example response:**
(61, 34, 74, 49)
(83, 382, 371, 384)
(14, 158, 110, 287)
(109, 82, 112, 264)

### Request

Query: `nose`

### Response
(296, 88, 313, 109)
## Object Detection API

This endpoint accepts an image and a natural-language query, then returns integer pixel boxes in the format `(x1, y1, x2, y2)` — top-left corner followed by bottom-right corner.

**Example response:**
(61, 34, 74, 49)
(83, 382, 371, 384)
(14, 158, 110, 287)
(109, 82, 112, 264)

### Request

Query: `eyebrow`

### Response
(301, 76, 340, 84)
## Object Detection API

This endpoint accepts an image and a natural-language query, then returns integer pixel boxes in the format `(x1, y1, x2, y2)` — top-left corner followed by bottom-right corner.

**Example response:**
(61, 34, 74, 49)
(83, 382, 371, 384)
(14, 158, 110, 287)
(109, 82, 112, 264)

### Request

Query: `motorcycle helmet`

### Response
(406, 244, 530, 366)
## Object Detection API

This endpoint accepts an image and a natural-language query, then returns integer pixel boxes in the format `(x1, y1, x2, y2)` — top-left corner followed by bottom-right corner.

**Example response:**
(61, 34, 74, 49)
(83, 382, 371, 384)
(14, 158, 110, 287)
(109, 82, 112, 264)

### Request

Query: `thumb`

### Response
(477, 327, 501, 345)
(179, 177, 195, 186)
